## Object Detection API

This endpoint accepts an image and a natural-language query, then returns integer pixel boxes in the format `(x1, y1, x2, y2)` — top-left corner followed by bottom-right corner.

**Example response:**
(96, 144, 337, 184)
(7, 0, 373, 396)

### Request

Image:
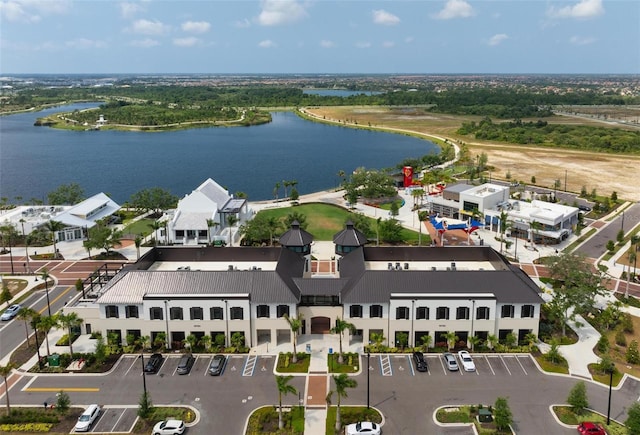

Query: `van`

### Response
(75, 404, 101, 432)
(176, 353, 195, 375)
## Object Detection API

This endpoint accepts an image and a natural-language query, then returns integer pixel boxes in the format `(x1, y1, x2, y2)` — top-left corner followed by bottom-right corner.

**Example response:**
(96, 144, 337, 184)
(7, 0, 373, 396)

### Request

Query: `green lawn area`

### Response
(276, 353, 310, 373)
(532, 354, 570, 374)
(122, 218, 155, 236)
(325, 406, 382, 435)
(246, 405, 304, 434)
(552, 406, 626, 434)
(327, 353, 359, 373)
(257, 203, 428, 244)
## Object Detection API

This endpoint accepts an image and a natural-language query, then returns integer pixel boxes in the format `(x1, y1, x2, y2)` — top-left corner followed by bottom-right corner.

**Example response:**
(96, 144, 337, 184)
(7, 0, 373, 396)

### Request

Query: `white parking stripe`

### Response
(407, 355, 415, 376)
(204, 356, 213, 376)
(124, 356, 138, 376)
(485, 356, 496, 375)
(109, 409, 127, 432)
(500, 356, 512, 375)
(516, 356, 528, 375)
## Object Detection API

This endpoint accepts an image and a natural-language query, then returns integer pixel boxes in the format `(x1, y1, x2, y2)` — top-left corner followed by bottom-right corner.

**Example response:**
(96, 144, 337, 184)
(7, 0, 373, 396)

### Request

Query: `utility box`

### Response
(478, 408, 493, 423)
(48, 354, 60, 367)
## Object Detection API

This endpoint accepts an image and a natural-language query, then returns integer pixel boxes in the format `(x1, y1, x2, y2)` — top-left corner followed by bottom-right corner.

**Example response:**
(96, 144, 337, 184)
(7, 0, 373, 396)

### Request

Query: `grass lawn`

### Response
(435, 405, 511, 434)
(552, 406, 626, 434)
(325, 406, 382, 435)
(122, 218, 155, 236)
(532, 353, 570, 374)
(276, 353, 310, 373)
(327, 353, 359, 373)
(246, 405, 304, 435)
(588, 364, 624, 386)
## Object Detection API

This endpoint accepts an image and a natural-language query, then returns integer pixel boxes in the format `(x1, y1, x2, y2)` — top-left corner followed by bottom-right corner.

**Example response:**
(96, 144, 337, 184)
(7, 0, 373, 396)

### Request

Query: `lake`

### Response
(0, 104, 438, 204)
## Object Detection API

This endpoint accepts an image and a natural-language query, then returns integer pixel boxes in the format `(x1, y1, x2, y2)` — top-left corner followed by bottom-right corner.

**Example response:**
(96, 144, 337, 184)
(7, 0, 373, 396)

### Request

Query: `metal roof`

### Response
(333, 221, 368, 247)
(279, 221, 314, 246)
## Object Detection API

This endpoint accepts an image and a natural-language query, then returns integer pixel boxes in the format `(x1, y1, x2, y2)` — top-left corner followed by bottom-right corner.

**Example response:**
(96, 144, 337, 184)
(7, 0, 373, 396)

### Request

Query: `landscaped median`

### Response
(434, 401, 515, 434)
(549, 405, 626, 435)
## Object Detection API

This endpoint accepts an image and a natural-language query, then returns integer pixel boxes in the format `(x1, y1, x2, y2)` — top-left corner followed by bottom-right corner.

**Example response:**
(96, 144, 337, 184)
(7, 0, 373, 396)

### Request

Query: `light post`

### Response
(32, 317, 43, 369)
(366, 346, 371, 409)
(469, 299, 476, 351)
(410, 300, 416, 347)
(621, 211, 625, 232)
(41, 269, 51, 317)
(164, 300, 171, 350)
(607, 364, 614, 425)
(8, 230, 15, 275)
(223, 300, 229, 347)
(140, 348, 147, 396)
(20, 219, 30, 274)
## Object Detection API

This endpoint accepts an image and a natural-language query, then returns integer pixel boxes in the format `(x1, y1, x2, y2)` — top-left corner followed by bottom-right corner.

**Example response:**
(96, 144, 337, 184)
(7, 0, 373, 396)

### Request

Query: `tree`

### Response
(199, 334, 212, 352)
(344, 168, 396, 200)
(149, 221, 161, 247)
(370, 332, 386, 351)
(396, 331, 408, 350)
(273, 182, 280, 201)
(47, 183, 85, 205)
(56, 390, 70, 414)
(183, 334, 198, 350)
(627, 340, 640, 364)
(331, 318, 355, 364)
(544, 252, 607, 336)
(486, 334, 498, 351)
(441, 331, 459, 351)
(134, 235, 143, 260)
(44, 220, 65, 259)
(378, 218, 403, 244)
(75, 278, 85, 299)
(0, 283, 11, 307)
(498, 210, 510, 254)
(283, 314, 303, 363)
(529, 220, 542, 247)
(420, 334, 433, 351)
(58, 312, 83, 357)
(389, 201, 399, 217)
(284, 211, 308, 230)
(417, 210, 428, 246)
(206, 218, 218, 245)
(617, 229, 625, 244)
(230, 331, 245, 350)
(94, 336, 107, 365)
(37, 314, 58, 357)
(524, 332, 538, 352)
(493, 397, 513, 431)
(0, 363, 15, 413)
(226, 215, 239, 246)
(625, 402, 640, 434)
(265, 216, 282, 247)
(530, 175, 536, 184)
(17, 307, 36, 347)
(138, 391, 153, 418)
(333, 373, 357, 432)
(567, 381, 588, 415)
(275, 375, 297, 430)
(128, 187, 178, 216)
(153, 332, 166, 350)
(468, 335, 482, 352)
(290, 187, 299, 203)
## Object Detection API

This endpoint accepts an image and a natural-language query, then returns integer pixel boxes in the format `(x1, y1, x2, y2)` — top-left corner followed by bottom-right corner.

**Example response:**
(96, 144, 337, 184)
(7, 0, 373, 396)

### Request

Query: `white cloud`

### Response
(432, 0, 475, 20)
(570, 35, 596, 45)
(258, 39, 276, 48)
(173, 37, 199, 47)
(1, 0, 70, 23)
(488, 33, 508, 46)
(120, 2, 144, 20)
(130, 38, 160, 48)
(355, 41, 371, 49)
(372, 9, 400, 26)
(320, 40, 334, 48)
(130, 19, 170, 35)
(181, 21, 210, 34)
(548, 0, 604, 19)
(234, 18, 251, 28)
(65, 38, 107, 49)
(258, 0, 308, 26)
(405, 36, 414, 44)
(382, 41, 395, 48)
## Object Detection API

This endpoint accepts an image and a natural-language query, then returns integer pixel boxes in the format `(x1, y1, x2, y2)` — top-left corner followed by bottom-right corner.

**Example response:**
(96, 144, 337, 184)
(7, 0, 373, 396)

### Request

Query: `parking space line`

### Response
(243, 355, 258, 376)
(407, 355, 415, 376)
(109, 409, 127, 432)
(500, 356, 512, 375)
(379, 355, 392, 376)
(124, 356, 138, 376)
(516, 356, 528, 375)
(438, 356, 447, 375)
(91, 408, 107, 432)
(484, 356, 496, 375)
(204, 355, 213, 376)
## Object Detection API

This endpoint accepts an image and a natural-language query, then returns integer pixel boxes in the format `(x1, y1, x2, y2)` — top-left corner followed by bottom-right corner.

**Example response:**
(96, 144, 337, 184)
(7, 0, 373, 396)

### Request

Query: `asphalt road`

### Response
(7, 353, 638, 435)
(576, 202, 640, 259)
(0, 285, 76, 362)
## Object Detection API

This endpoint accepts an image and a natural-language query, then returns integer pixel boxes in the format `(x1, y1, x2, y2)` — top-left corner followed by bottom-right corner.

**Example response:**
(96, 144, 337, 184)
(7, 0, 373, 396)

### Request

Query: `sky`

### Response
(0, 0, 638, 75)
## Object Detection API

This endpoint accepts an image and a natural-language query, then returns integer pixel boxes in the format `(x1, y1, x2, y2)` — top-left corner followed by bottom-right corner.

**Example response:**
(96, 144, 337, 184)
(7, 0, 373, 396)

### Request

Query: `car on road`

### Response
(345, 421, 381, 435)
(1, 304, 21, 321)
(176, 353, 195, 375)
(577, 422, 607, 435)
(412, 351, 428, 372)
(578, 205, 592, 212)
(443, 352, 459, 371)
(457, 350, 476, 372)
(74, 403, 101, 432)
(144, 353, 164, 373)
(152, 419, 185, 435)
(208, 354, 226, 376)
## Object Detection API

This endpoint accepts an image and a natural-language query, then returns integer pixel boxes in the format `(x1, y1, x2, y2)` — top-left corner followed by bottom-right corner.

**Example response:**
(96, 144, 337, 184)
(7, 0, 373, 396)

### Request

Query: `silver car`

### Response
(443, 352, 459, 371)
(1, 304, 21, 321)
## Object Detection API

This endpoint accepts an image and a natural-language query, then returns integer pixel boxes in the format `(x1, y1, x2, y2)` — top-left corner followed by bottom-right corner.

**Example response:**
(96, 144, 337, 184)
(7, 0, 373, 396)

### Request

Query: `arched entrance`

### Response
(310, 316, 331, 334)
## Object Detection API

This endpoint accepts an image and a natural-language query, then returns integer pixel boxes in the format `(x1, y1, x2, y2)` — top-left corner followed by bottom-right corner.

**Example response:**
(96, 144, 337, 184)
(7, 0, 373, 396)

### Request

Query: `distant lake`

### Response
(302, 89, 383, 97)
(0, 104, 437, 204)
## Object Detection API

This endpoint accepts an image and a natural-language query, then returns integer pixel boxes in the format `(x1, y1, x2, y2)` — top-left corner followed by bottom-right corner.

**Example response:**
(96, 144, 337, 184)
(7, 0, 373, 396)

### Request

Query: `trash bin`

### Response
(48, 354, 60, 367)
(329, 348, 333, 355)
(478, 408, 492, 423)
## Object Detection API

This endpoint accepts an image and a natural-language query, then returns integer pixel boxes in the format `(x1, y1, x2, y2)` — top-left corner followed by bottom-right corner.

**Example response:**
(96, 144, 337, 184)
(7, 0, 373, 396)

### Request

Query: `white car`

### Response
(345, 421, 381, 435)
(458, 350, 476, 372)
(74, 404, 100, 432)
(152, 419, 185, 435)
(1, 304, 21, 321)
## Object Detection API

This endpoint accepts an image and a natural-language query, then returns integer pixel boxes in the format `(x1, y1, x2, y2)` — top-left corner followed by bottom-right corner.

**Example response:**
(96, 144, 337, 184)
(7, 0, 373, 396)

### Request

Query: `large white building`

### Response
(67, 223, 544, 351)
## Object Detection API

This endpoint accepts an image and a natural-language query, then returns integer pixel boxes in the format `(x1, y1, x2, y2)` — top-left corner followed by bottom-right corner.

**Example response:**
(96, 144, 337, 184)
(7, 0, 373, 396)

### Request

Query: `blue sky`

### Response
(1, 0, 638, 74)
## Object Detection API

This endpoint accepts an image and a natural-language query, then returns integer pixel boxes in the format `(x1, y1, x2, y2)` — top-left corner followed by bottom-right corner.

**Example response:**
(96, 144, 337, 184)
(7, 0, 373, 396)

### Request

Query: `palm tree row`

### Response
(16, 306, 83, 359)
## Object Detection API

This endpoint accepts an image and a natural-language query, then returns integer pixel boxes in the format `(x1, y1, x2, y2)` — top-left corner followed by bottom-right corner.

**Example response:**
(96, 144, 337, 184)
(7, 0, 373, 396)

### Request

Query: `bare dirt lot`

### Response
(303, 106, 640, 201)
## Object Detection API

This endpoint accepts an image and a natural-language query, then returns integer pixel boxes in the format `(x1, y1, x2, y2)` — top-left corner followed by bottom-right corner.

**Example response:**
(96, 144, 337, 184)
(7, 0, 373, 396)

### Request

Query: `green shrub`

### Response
(627, 340, 640, 364)
(615, 329, 627, 347)
(596, 335, 609, 354)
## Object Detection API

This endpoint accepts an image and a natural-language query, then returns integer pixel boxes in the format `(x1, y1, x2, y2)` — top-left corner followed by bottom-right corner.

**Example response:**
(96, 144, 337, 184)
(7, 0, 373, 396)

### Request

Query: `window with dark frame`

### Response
(125, 305, 139, 318)
(416, 306, 429, 320)
(105, 305, 119, 318)
(476, 306, 490, 320)
(396, 306, 409, 320)
(436, 306, 450, 320)
(369, 304, 383, 318)
(350, 305, 363, 318)
(230, 306, 244, 320)
(521, 304, 535, 318)
(456, 306, 470, 320)
(277, 305, 290, 318)
(256, 305, 270, 318)
(190, 307, 204, 320)
(170, 307, 183, 320)
(501, 305, 515, 318)
(210, 307, 223, 320)
(150, 307, 163, 320)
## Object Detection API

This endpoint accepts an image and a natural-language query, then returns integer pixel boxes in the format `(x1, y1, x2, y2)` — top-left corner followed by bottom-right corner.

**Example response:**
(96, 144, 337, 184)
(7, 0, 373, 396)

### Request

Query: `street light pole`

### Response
(223, 300, 229, 347)
(32, 317, 42, 368)
(164, 300, 171, 350)
(607, 365, 613, 425)
(140, 348, 147, 396)
(21, 220, 30, 274)
(470, 299, 476, 351)
(42, 269, 51, 317)
(366, 347, 370, 409)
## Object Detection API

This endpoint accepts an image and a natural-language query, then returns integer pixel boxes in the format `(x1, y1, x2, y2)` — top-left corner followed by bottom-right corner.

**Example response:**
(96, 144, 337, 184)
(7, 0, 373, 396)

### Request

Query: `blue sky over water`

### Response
(1, 0, 638, 74)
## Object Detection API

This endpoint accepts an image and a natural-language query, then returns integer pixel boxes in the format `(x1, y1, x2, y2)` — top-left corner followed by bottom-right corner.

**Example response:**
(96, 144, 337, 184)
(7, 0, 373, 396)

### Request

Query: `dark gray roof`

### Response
(333, 221, 368, 247)
(220, 198, 246, 213)
(279, 221, 314, 246)
(444, 182, 472, 194)
(341, 269, 543, 304)
(293, 277, 350, 296)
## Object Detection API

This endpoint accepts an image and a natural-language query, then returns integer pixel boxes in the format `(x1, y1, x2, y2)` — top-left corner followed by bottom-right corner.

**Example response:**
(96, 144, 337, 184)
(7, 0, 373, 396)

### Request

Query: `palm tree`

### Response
(486, 334, 498, 351)
(17, 307, 37, 347)
(275, 375, 297, 430)
(283, 314, 303, 363)
(273, 182, 280, 201)
(149, 221, 161, 247)
(330, 318, 355, 364)
(161, 221, 169, 245)
(183, 334, 198, 350)
(499, 210, 510, 254)
(524, 332, 538, 352)
(530, 220, 542, 248)
(417, 211, 428, 246)
(369, 332, 385, 352)
(0, 363, 15, 413)
(206, 218, 218, 245)
(226, 215, 239, 247)
(420, 334, 433, 352)
(441, 331, 459, 351)
(44, 220, 64, 259)
(333, 373, 357, 432)
(134, 235, 143, 260)
(468, 335, 482, 352)
(58, 312, 83, 357)
(36, 315, 58, 357)
(282, 180, 289, 199)
(265, 216, 281, 247)
(199, 334, 212, 352)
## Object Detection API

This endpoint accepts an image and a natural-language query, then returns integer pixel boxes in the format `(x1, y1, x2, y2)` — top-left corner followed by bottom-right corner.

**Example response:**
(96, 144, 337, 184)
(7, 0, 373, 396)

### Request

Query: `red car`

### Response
(577, 422, 607, 435)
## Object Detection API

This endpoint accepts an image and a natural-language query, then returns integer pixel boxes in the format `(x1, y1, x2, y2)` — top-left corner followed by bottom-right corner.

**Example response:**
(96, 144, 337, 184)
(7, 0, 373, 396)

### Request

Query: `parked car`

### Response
(208, 354, 226, 376)
(176, 353, 195, 375)
(443, 352, 459, 371)
(457, 350, 476, 372)
(1, 304, 21, 321)
(152, 419, 185, 435)
(144, 353, 164, 373)
(578, 205, 592, 212)
(577, 422, 607, 435)
(412, 351, 428, 372)
(74, 404, 101, 432)
(345, 421, 381, 435)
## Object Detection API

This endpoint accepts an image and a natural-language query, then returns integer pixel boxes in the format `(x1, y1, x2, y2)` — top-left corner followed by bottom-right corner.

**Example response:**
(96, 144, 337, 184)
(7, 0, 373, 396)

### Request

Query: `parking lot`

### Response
(69, 406, 138, 434)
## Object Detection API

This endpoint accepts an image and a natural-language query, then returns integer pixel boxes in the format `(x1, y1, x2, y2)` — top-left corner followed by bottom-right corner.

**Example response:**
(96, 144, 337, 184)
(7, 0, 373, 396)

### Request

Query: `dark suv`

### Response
(413, 351, 428, 372)
(144, 353, 163, 373)
(177, 353, 195, 375)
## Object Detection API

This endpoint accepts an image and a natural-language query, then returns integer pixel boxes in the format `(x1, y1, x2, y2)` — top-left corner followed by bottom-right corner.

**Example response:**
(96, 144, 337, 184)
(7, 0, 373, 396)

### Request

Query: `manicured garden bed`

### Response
(245, 405, 304, 435)
(551, 406, 626, 434)
(325, 406, 382, 435)
(327, 352, 359, 373)
(276, 352, 310, 373)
